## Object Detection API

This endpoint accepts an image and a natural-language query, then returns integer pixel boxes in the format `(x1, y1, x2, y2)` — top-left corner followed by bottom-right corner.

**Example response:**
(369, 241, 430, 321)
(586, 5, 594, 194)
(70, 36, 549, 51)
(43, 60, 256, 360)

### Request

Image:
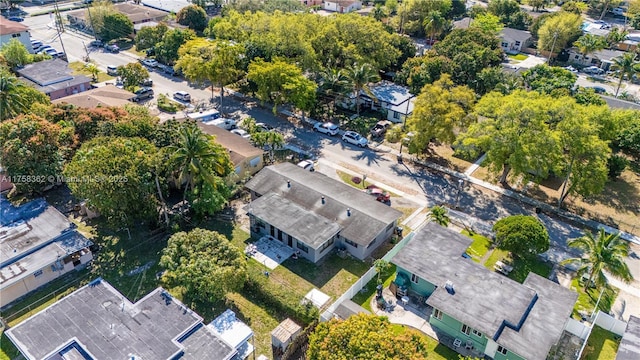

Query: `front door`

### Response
(277, 229, 283, 241)
(288, 235, 293, 247)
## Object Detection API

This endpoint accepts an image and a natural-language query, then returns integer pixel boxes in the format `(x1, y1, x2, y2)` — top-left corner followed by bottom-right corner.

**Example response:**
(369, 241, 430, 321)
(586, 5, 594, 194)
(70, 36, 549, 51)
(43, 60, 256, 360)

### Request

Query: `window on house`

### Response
(34, 269, 43, 277)
(497, 346, 508, 355)
(297, 242, 309, 253)
(575, 55, 580, 59)
(367, 238, 376, 248)
(345, 239, 358, 248)
(410, 273, 419, 284)
(393, 111, 400, 119)
(433, 308, 442, 320)
(320, 237, 334, 252)
(501, 42, 508, 47)
(515, 41, 521, 46)
(461, 324, 471, 335)
(472, 329, 482, 337)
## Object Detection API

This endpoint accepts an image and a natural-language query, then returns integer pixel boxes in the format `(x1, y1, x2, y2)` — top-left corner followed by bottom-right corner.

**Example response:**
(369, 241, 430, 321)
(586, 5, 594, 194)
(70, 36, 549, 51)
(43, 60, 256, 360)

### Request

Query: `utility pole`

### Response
(547, 31, 559, 66)
(86, 1, 98, 40)
(52, 0, 68, 60)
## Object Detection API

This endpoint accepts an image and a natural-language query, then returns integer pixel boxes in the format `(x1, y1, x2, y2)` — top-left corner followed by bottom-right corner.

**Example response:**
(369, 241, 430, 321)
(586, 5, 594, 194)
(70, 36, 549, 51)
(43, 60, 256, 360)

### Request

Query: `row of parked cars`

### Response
(30, 39, 64, 58)
(312, 120, 393, 148)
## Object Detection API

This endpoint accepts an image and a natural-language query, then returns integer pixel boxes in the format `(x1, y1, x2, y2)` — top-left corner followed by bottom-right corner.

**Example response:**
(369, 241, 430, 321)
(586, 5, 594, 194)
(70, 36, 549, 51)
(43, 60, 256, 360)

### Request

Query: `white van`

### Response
(203, 118, 237, 130)
(186, 109, 221, 122)
(173, 91, 191, 102)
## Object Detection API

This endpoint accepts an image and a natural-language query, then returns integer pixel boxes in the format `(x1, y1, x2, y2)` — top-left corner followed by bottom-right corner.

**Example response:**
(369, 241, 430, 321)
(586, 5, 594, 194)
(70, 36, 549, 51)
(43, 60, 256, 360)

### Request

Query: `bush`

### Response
(607, 154, 629, 180)
(385, 124, 404, 143)
(157, 93, 184, 113)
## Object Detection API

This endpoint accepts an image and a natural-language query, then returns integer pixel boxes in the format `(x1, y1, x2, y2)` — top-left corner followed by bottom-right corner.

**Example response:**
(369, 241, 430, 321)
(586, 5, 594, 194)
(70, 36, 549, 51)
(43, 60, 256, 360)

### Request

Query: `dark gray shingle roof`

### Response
(617, 315, 640, 360)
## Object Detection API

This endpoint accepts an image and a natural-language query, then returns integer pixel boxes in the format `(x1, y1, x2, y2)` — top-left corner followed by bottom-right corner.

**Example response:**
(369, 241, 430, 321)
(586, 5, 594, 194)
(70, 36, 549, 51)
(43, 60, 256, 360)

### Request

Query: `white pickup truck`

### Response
(203, 118, 237, 130)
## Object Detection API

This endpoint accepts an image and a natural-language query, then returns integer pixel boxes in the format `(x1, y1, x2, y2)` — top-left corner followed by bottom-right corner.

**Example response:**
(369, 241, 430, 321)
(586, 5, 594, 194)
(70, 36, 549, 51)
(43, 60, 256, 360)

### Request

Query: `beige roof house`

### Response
(53, 85, 134, 108)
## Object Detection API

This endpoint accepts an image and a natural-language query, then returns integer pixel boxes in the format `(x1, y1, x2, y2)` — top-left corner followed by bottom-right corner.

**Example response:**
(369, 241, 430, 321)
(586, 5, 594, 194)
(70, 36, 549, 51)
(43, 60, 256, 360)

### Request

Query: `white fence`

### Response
(565, 318, 591, 340)
(319, 232, 416, 321)
(594, 311, 627, 336)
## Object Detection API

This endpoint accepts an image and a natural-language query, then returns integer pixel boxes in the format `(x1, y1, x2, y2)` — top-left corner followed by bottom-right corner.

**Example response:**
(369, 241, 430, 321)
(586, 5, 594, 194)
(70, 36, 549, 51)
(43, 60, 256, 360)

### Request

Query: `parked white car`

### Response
(342, 131, 368, 148)
(230, 129, 251, 139)
(142, 58, 158, 68)
(173, 91, 191, 102)
(583, 66, 605, 75)
(313, 122, 339, 136)
(203, 118, 237, 130)
(297, 160, 315, 172)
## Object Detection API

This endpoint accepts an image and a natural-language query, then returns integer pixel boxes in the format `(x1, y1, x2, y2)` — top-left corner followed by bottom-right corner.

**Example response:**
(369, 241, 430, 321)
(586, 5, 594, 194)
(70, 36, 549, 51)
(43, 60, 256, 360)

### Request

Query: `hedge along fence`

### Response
(242, 265, 319, 326)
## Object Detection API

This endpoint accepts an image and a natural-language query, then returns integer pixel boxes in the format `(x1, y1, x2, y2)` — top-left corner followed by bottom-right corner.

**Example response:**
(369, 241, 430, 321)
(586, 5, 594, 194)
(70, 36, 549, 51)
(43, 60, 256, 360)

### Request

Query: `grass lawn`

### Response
(68, 61, 114, 83)
(336, 170, 401, 197)
(570, 278, 618, 320)
(508, 54, 529, 61)
(226, 292, 282, 358)
(389, 324, 460, 360)
(483, 250, 552, 283)
(351, 264, 397, 312)
(461, 229, 491, 263)
(1, 331, 18, 360)
(581, 325, 621, 360)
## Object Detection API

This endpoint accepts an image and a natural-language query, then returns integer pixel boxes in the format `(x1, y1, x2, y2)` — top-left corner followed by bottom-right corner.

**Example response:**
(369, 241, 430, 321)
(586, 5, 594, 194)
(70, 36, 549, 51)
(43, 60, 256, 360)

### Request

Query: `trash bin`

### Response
(395, 226, 403, 237)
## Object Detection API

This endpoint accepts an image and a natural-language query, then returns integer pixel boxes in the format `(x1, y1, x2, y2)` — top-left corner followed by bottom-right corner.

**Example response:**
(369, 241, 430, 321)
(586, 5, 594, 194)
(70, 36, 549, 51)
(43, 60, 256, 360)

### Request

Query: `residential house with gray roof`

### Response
(5, 278, 254, 360)
(0, 197, 93, 308)
(389, 223, 578, 360)
(616, 315, 640, 360)
(244, 163, 402, 263)
(16, 58, 91, 100)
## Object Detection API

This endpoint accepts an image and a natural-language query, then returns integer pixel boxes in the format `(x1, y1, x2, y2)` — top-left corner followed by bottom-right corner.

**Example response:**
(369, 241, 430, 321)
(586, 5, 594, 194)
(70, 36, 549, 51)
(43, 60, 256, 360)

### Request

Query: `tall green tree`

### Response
(0, 115, 63, 195)
(562, 229, 633, 291)
(307, 314, 429, 360)
(487, 0, 530, 30)
(160, 228, 247, 303)
(176, 4, 208, 32)
(318, 68, 349, 117)
(134, 23, 168, 50)
(395, 52, 451, 94)
(84, 63, 100, 82)
(99, 13, 134, 42)
(86, 0, 115, 37)
(605, 27, 628, 49)
(166, 125, 233, 215)
(574, 34, 607, 62)
(428, 205, 450, 227)
(611, 53, 639, 97)
(471, 13, 504, 34)
(492, 215, 550, 259)
(346, 63, 380, 116)
(371, 4, 387, 21)
(1, 39, 32, 68)
(156, 28, 196, 65)
(407, 74, 476, 152)
(247, 58, 317, 115)
(176, 38, 245, 106)
(117, 62, 149, 91)
(521, 64, 577, 95)
(0, 68, 50, 121)
(393, 0, 452, 36)
(423, 10, 447, 44)
(64, 136, 159, 225)
(537, 12, 582, 60)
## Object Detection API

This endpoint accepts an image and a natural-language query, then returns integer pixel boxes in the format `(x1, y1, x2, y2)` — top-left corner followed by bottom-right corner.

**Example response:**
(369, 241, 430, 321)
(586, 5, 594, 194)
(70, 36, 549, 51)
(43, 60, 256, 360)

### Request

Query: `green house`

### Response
(390, 223, 578, 360)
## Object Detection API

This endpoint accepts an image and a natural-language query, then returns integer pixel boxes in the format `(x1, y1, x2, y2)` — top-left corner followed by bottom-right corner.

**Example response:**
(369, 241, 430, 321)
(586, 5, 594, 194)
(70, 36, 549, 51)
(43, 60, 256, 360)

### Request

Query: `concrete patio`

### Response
(371, 287, 485, 358)
(245, 235, 294, 269)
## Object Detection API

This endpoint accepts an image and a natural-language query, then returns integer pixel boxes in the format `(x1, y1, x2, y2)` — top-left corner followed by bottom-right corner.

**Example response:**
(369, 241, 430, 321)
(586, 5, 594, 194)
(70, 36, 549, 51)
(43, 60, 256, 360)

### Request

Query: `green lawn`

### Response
(389, 324, 460, 360)
(581, 326, 620, 360)
(351, 264, 397, 312)
(68, 61, 114, 83)
(508, 54, 529, 61)
(461, 229, 491, 262)
(1, 331, 19, 360)
(336, 170, 400, 197)
(483, 250, 552, 283)
(571, 278, 618, 320)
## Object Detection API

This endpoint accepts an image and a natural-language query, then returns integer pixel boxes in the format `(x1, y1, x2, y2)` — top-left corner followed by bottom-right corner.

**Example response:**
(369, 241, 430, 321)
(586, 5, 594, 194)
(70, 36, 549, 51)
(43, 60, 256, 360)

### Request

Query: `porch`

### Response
(371, 286, 487, 359)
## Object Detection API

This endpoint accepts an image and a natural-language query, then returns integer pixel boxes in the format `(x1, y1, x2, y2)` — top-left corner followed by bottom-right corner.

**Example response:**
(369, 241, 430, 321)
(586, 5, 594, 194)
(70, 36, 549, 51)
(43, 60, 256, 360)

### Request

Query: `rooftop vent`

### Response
(347, 208, 351, 217)
(321, 196, 325, 204)
(445, 280, 455, 295)
(287, 180, 291, 188)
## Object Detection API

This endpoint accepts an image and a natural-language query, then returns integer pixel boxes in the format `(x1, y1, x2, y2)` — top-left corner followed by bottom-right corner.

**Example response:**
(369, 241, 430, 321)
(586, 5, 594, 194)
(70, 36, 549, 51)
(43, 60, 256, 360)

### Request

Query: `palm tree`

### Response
(561, 229, 633, 292)
(167, 126, 226, 207)
(318, 68, 349, 118)
(429, 205, 450, 227)
(605, 28, 628, 50)
(0, 69, 28, 121)
(424, 10, 446, 46)
(371, 4, 387, 22)
(346, 63, 380, 116)
(574, 34, 606, 63)
(84, 63, 100, 82)
(611, 52, 639, 97)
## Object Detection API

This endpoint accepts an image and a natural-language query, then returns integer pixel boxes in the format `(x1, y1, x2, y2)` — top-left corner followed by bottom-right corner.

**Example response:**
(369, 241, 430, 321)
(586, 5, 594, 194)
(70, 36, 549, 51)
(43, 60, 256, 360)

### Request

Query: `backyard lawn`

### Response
(580, 326, 621, 360)
(483, 249, 552, 283)
(570, 278, 618, 320)
(461, 229, 491, 263)
(351, 264, 397, 312)
(390, 324, 461, 360)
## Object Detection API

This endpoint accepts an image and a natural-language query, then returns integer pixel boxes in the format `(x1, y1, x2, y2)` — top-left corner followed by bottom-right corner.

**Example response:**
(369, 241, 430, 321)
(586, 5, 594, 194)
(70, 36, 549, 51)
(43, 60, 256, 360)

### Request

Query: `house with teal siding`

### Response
(390, 223, 578, 360)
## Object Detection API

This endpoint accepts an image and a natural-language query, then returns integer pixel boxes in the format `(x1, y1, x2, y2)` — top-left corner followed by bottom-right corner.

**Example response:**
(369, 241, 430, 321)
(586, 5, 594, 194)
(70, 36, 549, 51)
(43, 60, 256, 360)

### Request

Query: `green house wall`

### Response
(429, 310, 488, 352)
(493, 348, 526, 360)
(395, 267, 437, 296)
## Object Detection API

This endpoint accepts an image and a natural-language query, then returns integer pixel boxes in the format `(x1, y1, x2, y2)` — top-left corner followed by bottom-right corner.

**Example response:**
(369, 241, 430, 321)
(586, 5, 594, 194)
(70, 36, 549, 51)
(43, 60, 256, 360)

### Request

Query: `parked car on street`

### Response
(43, 48, 59, 57)
(132, 87, 154, 102)
(563, 66, 578, 73)
(589, 86, 607, 94)
(582, 66, 605, 75)
(255, 122, 273, 132)
(139, 78, 153, 87)
(104, 44, 119, 53)
(203, 118, 237, 130)
(313, 122, 339, 136)
(142, 58, 158, 68)
(107, 65, 118, 76)
(342, 131, 368, 147)
(230, 129, 251, 139)
(30, 40, 43, 50)
(7, 16, 24, 22)
(173, 91, 191, 102)
(364, 184, 390, 204)
(89, 40, 103, 48)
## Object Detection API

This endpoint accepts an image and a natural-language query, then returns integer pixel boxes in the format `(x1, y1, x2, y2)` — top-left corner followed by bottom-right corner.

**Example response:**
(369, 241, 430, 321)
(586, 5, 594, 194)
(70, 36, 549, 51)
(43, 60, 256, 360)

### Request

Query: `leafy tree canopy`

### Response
(0, 67, 50, 121)
(470, 13, 504, 34)
(1, 39, 32, 68)
(134, 23, 168, 50)
(537, 12, 582, 55)
(177, 5, 208, 32)
(64, 136, 159, 225)
(117, 62, 149, 91)
(0, 114, 64, 195)
(307, 314, 429, 360)
(395, 51, 452, 94)
(160, 228, 247, 303)
(492, 215, 550, 258)
(99, 12, 134, 42)
(487, 0, 531, 30)
(391, 0, 452, 37)
(156, 28, 197, 65)
(522, 64, 577, 95)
